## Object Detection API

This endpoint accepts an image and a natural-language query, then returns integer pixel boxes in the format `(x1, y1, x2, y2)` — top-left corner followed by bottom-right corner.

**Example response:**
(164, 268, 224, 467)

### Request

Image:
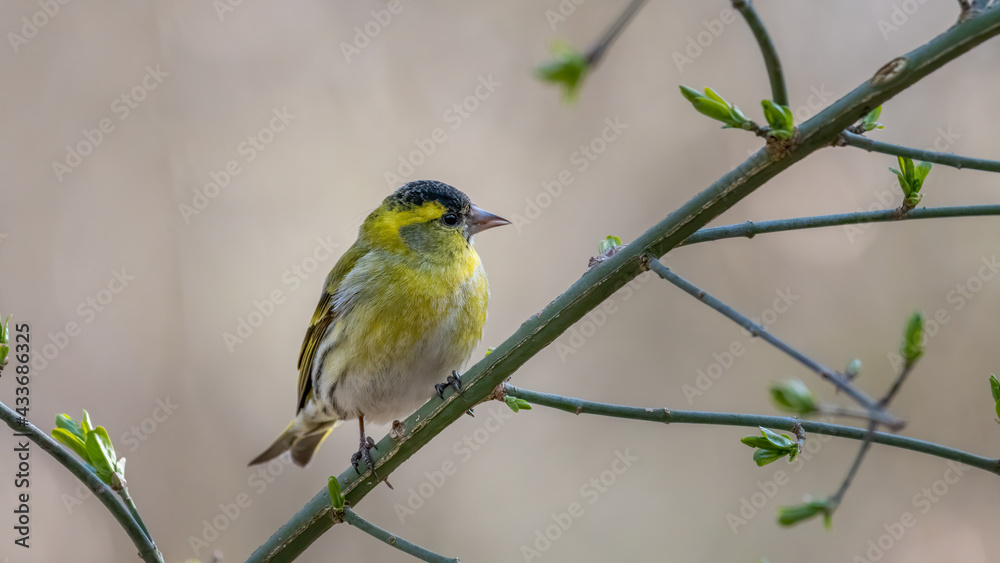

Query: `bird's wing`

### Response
(296, 242, 368, 412)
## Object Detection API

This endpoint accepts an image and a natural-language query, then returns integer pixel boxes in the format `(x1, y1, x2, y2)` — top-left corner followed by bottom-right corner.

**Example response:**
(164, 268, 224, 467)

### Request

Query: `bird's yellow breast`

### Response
(340, 242, 489, 371)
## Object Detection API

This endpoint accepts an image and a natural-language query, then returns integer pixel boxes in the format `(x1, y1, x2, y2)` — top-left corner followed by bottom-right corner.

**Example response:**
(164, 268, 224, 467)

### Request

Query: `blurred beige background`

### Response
(2, 1, 1000, 562)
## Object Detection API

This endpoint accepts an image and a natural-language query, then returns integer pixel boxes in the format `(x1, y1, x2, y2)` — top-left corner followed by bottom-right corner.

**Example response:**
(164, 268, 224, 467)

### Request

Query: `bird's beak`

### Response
(467, 205, 510, 236)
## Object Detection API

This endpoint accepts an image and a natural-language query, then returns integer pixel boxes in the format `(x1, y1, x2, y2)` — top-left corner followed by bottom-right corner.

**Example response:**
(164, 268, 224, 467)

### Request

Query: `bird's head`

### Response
(361, 180, 509, 259)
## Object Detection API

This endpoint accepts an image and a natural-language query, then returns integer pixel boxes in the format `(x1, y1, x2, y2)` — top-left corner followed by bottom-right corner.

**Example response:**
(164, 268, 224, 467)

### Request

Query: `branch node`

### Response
(639, 253, 654, 272)
(790, 420, 806, 452)
(871, 57, 909, 86)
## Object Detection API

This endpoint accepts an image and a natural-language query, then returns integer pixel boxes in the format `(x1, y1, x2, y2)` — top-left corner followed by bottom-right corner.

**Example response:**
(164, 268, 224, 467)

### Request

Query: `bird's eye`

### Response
(442, 213, 459, 226)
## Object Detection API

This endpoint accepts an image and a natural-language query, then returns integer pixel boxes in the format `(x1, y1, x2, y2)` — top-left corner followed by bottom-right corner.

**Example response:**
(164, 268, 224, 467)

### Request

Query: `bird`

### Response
(249, 180, 508, 484)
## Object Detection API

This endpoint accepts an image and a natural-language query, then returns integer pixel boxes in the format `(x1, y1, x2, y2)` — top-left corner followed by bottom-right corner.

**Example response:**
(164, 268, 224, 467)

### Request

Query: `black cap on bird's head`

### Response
(389, 180, 509, 237)
(389, 180, 471, 214)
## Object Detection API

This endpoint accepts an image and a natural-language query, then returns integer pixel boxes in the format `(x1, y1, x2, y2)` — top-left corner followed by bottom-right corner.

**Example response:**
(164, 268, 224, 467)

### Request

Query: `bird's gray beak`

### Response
(467, 205, 510, 236)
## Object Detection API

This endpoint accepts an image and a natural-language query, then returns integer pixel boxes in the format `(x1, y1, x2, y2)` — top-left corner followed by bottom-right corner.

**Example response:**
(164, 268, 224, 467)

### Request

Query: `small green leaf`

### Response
(777, 498, 830, 527)
(912, 161, 932, 193)
(753, 449, 788, 467)
(693, 98, 739, 124)
(597, 235, 623, 255)
(990, 374, 1000, 403)
(535, 41, 589, 103)
(679, 85, 703, 103)
(770, 379, 817, 415)
(727, 105, 752, 130)
(52, 428, 90, 462)
(741, 427, 798, 465)
(681, 86, 751, 129)
(328, 476, 345, 511)
(56, 413, 86, 442)
(504, 395, 532, 413)
(761, 100, 784, 128)
(761, 100, 795, 138)
(858, 106, 884, 132)
(740, 435, 772, 449)
(703, 86, 727, 105)
(900, 156, 914, 183)
(759, 427, 796, 450)
(485, 347, 495, 356)
(505, 395, 519, 412)
(81, 410, 94, 434)
(85, 427, 119, 486)
(901, 311, 924, 366)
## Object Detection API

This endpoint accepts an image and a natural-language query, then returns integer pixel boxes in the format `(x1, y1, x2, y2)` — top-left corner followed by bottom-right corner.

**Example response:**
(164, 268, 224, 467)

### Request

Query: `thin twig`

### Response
(816, 404, 893, 424)
(829, 420, 878, 509)
(732, 0, 788, 105)
(119, 487, 153, 543)
(0, 402, 163, 563)
(880, 363, 916, 408)
(585, 0, 650, 66)
(342, 507, 460, 563)
(644, 258, 903, 429)
(830, 347, 919, 511)
(502, 384, 1000, 474)
(840, 131, 1000, 172)
(679, 205, 1000, 246)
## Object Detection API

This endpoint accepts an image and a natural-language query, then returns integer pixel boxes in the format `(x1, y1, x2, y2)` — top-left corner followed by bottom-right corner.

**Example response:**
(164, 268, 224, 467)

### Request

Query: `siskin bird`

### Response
(249, 180, 508, 481)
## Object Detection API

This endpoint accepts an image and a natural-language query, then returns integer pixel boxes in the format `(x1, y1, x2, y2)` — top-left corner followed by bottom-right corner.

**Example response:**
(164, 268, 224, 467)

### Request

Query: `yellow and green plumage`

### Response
(250, 181, 508, 468)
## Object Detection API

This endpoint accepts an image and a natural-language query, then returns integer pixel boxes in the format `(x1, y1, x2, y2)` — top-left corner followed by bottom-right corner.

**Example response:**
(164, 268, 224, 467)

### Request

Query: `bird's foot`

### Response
(435, 370, 463, 399)
(435, 371, 475, 417)
(351, 436, 392, 489)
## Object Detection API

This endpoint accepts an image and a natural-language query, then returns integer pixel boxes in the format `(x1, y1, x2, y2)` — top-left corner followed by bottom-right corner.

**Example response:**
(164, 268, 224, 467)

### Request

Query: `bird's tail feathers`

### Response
(249, 417, 341, 467)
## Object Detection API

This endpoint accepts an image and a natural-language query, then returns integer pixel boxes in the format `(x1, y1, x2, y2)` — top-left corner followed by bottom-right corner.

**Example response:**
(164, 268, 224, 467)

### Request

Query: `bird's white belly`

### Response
(329, 312, 472, 425)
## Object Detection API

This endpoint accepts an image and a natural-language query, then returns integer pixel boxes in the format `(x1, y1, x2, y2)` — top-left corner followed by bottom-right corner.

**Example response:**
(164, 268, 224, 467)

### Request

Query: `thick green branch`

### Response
(0, 402, 163, 563)
(247, 11, 1000, 562)
(732, 0, 788, 105)
(679, 205, 1000, 246)
(341, 507, 459, 563)
(840, 131, 1000, 172)
(502, 384, 1000, 475)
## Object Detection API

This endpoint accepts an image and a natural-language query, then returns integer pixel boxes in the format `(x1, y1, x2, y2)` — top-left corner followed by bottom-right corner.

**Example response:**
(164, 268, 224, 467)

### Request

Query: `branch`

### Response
(644, 257, 902, 428)
(502, 384, 1000, 475)
(828, 421, 876, 512)
(840, 131, 1000, 172)
(829, 324, 920, 513)
(341, 507, 459, 563)
(678, 205, 1000, 246)
(732, 0, 788, 105)
(880, 363, 917, 408)
(585, 0, 650, 67)
(0, 402, 164, 563)
(119, 487, 154, 544)
(248, 11, 1000, 562)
